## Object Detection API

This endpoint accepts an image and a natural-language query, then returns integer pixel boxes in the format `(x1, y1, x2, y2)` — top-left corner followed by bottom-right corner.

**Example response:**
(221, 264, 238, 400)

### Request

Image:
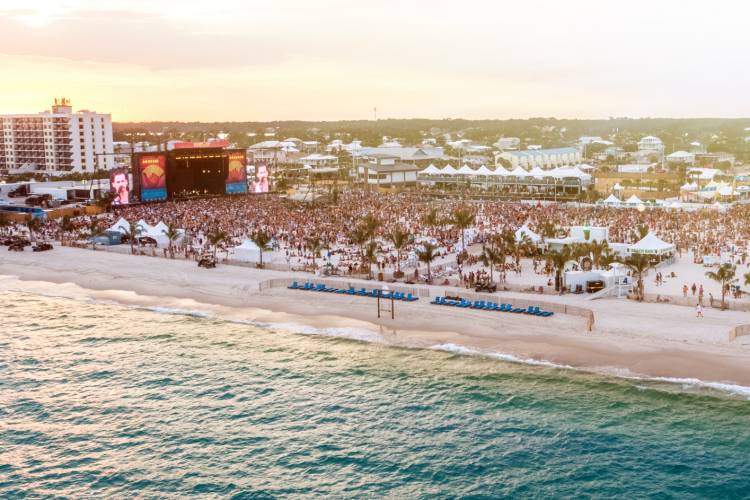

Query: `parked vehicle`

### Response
(33, 242, 54, 252)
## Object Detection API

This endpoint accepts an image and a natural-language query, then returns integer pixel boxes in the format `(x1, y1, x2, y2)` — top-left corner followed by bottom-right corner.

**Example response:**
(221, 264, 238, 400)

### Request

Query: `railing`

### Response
(729, 324, 750, 342)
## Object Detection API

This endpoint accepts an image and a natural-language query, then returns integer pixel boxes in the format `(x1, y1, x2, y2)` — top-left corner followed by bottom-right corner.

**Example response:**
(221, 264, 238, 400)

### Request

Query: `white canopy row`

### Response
(419, 164, 591, 181)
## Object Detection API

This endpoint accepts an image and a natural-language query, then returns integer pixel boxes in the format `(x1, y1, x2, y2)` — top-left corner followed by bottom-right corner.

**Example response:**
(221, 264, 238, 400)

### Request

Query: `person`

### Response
(251, 164, 270, 193)
(111, 171, 130, 205)
(696, 303, 704, 318)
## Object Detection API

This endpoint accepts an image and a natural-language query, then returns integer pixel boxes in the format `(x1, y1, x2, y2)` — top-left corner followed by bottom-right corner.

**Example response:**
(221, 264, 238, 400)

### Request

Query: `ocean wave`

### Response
(262, 322, 383, 343)
(431, 343, 750, 399)
(139, 306, 212, 319)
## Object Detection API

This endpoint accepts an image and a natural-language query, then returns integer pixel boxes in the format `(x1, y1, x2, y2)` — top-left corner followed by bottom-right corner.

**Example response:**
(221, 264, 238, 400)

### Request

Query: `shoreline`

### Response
(3, 246, 750, 392)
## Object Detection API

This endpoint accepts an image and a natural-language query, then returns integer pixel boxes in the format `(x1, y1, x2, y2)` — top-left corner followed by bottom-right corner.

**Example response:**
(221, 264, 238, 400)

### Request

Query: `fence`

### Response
(729, 324, 750, 342)
(259, 277, 596, 332)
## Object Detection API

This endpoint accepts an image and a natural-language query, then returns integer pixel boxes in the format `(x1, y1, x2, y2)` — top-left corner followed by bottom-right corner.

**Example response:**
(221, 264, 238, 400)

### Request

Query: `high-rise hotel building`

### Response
(0, 98, 114, 174)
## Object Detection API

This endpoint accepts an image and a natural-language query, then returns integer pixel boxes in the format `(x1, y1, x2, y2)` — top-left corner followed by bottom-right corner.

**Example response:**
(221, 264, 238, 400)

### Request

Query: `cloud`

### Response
(0, 9, 287, 69)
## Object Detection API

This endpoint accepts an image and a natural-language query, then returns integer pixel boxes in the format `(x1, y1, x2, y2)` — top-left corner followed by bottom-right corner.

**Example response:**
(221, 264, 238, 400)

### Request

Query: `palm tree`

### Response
(251, 229, 273, 268)
(26, 217, 43, 243)
(60, 215, 74, 246)
(388, 225, 410, 277)
(349, 225, 369, 266)
(706, 263, 737, 310)
(480, 246, 503, 284)
(122, 222, 143, 255)
(422, 208, 439, 230)
(305, 236, 326, 267)
(545, 246, 572, 293)
(599, 248, 618, 269)
(208, 230, 227, 259)
(88, 220, 105, 250)
(0, 213, 10, 236)
(361, 214, 381, 242)
(363, 241, 379, 279)
(539, 221, 556, 240)
(162, 222, 180, 259)
(416, 242, 438, 282)
(451, 206, 475, 252)
(588, 240, 609, 269)
(624, 253, 652, 301)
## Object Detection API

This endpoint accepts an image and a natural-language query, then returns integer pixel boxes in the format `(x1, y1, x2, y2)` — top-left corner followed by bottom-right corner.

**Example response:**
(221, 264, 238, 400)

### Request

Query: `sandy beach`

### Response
(2, 245, 750, 388)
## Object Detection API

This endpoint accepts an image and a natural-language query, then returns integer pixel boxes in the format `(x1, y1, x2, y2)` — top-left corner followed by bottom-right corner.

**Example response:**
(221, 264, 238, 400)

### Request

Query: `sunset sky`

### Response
(1, 0, 748, 121)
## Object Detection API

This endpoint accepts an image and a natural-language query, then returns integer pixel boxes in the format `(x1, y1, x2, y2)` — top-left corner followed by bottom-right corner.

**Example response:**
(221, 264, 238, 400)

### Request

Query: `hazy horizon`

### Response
(2, 0, 749, 121)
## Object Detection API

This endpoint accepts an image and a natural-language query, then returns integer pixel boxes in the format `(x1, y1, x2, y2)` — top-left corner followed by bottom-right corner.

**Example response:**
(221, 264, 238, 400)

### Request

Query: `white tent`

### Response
(603, 194, 621, 205)
(510, 166, 530, 177)
(489, 166, 510, 176)
(440, 165, 458, 175)
(680, 182, 698, 191)
(625, 194, 643, 205)
(529, 166, 546, 178)
(613, 182, 623, 191)
(135, 219, 154, 233)
(457, 164, 476, 175)
(475, 165, 492, 176)
(108, 217, 130, 234)
(230, 240, 273, 263)
(419, 164, 442, 175)
(515, 224, 542, 243)
(628, 232, 675, 255)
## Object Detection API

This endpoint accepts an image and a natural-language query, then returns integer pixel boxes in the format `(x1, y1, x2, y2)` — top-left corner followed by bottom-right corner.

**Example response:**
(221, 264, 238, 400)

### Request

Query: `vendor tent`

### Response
(628, 232, 675, 255)
(625, 194, 644, 205)
(475, 165, 492, 176)
(419, 164, 441, 175)
(440, 165, 458, 175)
(603, 194, 621, 205)
(510, 166, 530, 178)
(232, 239, 273, 263)
(457, 164, 476, 175)
(108, 217, 130, 234)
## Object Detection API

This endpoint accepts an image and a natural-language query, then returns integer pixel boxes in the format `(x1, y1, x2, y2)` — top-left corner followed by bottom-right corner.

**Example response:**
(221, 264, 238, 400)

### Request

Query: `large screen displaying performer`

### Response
(251, 163, 271, 193)
(110, 168, 130, 206)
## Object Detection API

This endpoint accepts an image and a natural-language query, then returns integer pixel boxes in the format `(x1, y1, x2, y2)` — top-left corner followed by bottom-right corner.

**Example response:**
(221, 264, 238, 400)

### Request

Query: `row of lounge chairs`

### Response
(430, 296, 554, 317)
(288, 282, 419, 301)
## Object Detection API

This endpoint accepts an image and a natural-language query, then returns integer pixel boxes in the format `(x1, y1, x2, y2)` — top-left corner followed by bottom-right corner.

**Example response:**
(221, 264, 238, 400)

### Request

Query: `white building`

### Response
(496, 147, 582, 170)
(0, 98, 114, 174)
(637, 136, 664, 152)
(493, 137, 521, 150)
(665, 150, 695, 165)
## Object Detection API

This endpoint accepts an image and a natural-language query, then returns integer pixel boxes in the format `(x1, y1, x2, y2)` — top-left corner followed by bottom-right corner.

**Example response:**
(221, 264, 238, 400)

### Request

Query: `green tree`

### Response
(588, 240, 609, 269)
(208, 230, 227, 259)
(451, 206, 475, 252)
(60, 215, 74, 246)
(305, 236, 326, 267)
(88, 219, 105, 250)
(545, 246, 572, 293)
(121, 221, 143, 255)
(162, 222, 181, 259)
(26, 217, 43, 243)
(705, 263, 737, 310)
(251, 229, 273, 268)
(625, 253, 652, 301)
(416, 242, 438, 282)
(388, 225, 410, 276)
(363, 241, 379, 279)
(480, 246, 503, 284)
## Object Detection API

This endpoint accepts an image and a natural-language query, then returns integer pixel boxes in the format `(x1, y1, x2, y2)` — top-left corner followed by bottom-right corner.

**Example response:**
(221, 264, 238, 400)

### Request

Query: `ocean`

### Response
(2, 289, 750, 498)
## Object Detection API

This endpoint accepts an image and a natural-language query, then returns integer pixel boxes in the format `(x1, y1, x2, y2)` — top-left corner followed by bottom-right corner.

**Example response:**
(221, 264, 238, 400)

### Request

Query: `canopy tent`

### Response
(440, 165, 458, 175)
(474, 165, 493, 176)
(680, 182, 698, 191)
(613, 182, 623, 191)
(603, 194, 621, 205)
(231, 239, 273, 263)
(488, 166, 509, 176)
(625, 194, 644, 205)
(135, 219, 154, 233)
(457, 164, 476, 175)
(514, 224, 542, 243)
(529, 166, 546, 178)
(108, 217, 130, 234)
(628, 232, 676, 256)
(509, 166, 530, 177)
(419, 164, 442, 175)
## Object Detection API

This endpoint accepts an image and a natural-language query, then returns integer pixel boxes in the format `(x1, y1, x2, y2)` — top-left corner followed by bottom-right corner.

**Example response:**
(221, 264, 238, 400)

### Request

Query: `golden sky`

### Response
(1, 0, 748, 121)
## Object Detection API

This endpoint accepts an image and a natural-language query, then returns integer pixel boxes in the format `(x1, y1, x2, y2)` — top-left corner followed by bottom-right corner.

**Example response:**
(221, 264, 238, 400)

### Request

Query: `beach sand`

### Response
(2, 246, 750, 387)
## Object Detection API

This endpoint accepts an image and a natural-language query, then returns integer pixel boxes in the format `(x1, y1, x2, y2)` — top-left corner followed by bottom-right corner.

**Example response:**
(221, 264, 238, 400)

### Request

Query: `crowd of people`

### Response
(6, 188, 750, 300)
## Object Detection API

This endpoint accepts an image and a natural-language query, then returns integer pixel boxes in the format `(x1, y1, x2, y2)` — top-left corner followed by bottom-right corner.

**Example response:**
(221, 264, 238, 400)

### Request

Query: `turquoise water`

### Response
(2, 291, 750, 498)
